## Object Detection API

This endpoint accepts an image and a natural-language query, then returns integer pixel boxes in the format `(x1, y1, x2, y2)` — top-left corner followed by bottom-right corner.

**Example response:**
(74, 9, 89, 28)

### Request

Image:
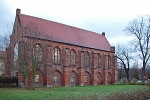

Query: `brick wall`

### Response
(15, 37, 117, 87)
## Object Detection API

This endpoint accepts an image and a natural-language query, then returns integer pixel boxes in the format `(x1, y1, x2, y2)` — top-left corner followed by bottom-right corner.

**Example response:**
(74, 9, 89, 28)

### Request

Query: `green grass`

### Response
(0, 85, 148, 100)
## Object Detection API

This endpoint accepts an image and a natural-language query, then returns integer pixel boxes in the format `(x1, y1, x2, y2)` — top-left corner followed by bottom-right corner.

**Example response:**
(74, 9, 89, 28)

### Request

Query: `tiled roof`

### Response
(18, 14, 111, 51)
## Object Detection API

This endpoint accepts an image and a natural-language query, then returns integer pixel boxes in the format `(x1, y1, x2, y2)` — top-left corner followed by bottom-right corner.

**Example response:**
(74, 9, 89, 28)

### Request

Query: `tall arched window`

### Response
(14, 43, 18, 61)
(84, 51, 90, 67)
(98, 54, 101, 67)
(53, 47, 61, 64)
(70, 49, 76, 65)
(33, 44, 42, 63)
(108, 55, 111, 68)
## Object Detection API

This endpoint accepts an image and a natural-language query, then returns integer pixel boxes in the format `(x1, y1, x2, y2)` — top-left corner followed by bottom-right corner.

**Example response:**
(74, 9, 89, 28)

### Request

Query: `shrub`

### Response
(44, 94, 99, 100)
(132, 78, 137, 83)
(136, 82, 145, 85)
(0, 75, 18, 87)
(146, 80, 150, 90)
(130, 78, 138, 85)
(104, 89, 150, 100)
(121, 78, 127, 84)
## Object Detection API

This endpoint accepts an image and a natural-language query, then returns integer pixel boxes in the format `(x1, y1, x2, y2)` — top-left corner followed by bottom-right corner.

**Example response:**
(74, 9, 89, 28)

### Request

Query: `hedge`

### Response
(0, 75, 18, 87)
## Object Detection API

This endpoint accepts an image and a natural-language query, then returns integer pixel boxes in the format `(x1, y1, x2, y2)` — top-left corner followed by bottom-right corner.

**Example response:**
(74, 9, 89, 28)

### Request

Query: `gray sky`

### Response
(1, 0, 150, 46)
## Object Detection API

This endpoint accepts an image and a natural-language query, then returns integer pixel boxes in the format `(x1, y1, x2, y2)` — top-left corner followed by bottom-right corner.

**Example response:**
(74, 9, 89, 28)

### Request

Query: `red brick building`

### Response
(138, 67, 148, 80)
(6, 9, 118, 87)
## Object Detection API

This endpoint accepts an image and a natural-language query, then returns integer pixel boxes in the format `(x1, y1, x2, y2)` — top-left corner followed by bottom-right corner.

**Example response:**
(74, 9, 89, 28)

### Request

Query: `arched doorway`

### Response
(52, 70, 62, 87)
(84, 72, 91, 86)
(97, 72, 102, 85)
(108, 72, 112, 84)
(70, 71, 78, 86)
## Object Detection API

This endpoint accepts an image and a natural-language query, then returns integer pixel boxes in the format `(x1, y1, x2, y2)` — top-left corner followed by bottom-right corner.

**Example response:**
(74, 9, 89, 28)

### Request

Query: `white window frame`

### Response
(35, 75, 40, 82)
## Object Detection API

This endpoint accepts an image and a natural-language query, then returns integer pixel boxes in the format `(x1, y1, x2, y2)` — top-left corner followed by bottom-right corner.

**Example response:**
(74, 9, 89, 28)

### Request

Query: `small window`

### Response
(70, 76, 74, 83)
(84, 76, 88, 82)
(53, 75, 58, 83)
(35, 75, 40, 82)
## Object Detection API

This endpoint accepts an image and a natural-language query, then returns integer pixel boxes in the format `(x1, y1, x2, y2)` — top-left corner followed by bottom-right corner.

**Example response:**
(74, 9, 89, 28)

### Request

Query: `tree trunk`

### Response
(32, 76, 35, 89)
(126, 71, 130, 83)
(125, 68, 130, 83)
(32, 65, 36, 90)
(25, 75, 28, 88)
(142, 67, 145, 83)
(31, 69, 36, 90)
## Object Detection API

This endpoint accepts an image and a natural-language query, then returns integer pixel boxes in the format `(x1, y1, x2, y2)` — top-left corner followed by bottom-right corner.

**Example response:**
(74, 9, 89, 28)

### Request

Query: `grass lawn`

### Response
(0, 85, 148, 100)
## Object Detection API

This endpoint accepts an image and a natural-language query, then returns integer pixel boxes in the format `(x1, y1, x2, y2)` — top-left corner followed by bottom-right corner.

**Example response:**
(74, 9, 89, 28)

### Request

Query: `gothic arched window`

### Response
(98, 54, 101, 67)
(53, 47, 61, 64)
(14, 43, 18, 61)
(33, 44, 42, 63)
(108, 55, 111, 68)
(70, 49, 76, 65)
(84, 51, 90, 67)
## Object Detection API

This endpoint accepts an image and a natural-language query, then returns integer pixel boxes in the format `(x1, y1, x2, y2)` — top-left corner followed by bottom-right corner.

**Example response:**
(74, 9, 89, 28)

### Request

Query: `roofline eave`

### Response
(25, 36, 113, 53)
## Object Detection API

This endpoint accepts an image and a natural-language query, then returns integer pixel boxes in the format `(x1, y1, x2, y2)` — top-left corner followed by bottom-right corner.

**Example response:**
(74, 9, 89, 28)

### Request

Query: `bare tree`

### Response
(0, 22, 41, 88)
(17, 40, 30, 88)
(125, 15, 150, 83)
(0, 23, 13, 51)
(0, 34, 10, 51)
(116, 44, 133, 83)
(0, 52, 5, 75)
(0, 24, 13, 76)
(19, 23, 42, 89)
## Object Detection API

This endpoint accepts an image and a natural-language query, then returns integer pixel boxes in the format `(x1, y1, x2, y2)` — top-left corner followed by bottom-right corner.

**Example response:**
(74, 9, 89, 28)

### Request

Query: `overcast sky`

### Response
(1, 0, 150, 46)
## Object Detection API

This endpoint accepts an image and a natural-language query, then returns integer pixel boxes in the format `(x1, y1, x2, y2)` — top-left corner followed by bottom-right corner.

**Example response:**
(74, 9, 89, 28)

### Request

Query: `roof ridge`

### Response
(20, 13, 103, 36)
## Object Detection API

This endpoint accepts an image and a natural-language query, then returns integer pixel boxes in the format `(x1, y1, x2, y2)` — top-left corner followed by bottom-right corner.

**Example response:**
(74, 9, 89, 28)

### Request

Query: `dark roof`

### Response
(18, 13, 111, 51)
